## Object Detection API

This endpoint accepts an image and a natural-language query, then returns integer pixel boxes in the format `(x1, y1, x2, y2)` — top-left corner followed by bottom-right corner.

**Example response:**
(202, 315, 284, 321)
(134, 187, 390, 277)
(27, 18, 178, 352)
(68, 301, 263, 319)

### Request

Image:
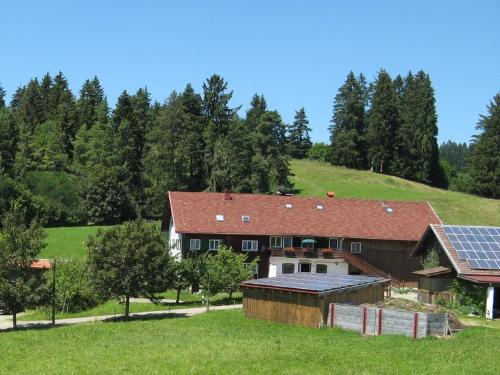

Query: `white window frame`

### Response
(316, 264, 328, 274)
(244, 263, 259, 275)
(270, 236, 283, 248)
(282, 263, 295, 274)
(242, 240, 258, 252)
(329, 238, 339, 250)
(209, 239, 222, 251)
(283, 236, 293, 248)
(351, 242, 362, 254)
(189, 239, 201, 251)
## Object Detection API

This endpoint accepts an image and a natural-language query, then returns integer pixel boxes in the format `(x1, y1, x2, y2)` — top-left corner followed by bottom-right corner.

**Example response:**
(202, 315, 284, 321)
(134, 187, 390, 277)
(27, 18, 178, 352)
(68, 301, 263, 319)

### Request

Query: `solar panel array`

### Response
(442, 225, 500, 270)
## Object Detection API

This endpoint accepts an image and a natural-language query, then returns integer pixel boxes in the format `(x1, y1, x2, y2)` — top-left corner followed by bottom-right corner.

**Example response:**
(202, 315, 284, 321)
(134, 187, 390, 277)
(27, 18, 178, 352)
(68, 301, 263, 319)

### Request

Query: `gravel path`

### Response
(0, 304, 242, 331)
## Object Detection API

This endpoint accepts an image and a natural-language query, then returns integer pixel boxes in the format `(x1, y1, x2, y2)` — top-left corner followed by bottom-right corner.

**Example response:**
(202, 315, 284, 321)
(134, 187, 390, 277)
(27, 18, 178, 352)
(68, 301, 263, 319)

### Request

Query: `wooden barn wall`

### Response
(343, 239, 419, 282)
(243, 287, 322, 328)
(243, 284, 385, 328)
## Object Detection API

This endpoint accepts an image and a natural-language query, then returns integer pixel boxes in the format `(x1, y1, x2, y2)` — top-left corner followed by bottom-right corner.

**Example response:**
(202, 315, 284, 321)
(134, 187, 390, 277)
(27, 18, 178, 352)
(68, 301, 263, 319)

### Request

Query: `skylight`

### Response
(215, 214, 224, 222)
(242, 215, 250, 223)
(285, 203, 293, 209)
(316, 204, 324, 210)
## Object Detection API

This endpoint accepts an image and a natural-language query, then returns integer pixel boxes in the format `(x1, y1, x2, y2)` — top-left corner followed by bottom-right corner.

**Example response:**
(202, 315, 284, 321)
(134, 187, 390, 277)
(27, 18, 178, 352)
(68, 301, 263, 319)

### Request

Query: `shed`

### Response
(240, 274, 389, 328)
(413, 266, 453, 304)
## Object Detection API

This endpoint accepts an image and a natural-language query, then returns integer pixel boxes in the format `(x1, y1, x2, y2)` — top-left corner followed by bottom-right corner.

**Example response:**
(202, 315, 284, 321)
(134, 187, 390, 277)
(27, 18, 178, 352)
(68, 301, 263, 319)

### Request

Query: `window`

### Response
(285, 203, 293, 209)
(244, 263, 259, 276)
(241, 215, 250, 223)
(189, 239, 200, 251)
(329, 238, 339, 250)
(270, 236, 283, 248)
(299, 263, 311, 272)
(283, 236, 293, 248)
(316, 264, 327, 274)
(242, 240, 258, 252)
(351, 242, 362, 254)
(282, 263, 295, 274)
(209, 239, 222, 251)
(215, 215, 224, 222)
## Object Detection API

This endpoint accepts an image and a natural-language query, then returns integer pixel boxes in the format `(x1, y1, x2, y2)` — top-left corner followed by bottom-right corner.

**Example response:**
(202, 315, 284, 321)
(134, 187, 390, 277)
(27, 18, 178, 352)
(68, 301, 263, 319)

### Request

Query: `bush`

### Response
(307, 143, 330, 162)
(51, 260, 101, 313)
(450, 279, 486, 316)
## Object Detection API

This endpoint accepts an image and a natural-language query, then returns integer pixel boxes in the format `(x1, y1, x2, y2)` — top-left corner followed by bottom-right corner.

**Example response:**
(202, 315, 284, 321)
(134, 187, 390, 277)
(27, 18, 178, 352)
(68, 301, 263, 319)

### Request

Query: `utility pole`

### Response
(51, 259, 56, 325)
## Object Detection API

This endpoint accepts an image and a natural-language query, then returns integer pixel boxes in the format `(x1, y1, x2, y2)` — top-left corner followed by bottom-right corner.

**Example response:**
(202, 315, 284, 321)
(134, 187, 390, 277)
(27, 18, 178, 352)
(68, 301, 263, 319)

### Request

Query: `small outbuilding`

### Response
(240, 274, 389, 328)
(413, 266, 453, 304)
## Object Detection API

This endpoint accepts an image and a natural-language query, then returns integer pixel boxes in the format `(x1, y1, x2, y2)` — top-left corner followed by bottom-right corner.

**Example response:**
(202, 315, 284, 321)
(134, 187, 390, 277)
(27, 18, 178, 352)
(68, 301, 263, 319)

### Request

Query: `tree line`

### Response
(0, 73, 312, 226)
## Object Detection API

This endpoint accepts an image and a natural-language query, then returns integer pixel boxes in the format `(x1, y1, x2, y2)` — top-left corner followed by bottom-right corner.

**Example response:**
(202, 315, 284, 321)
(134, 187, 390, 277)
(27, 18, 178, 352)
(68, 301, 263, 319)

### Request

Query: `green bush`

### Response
(50, 260, 101, 313)
(450, 279, 486, 316)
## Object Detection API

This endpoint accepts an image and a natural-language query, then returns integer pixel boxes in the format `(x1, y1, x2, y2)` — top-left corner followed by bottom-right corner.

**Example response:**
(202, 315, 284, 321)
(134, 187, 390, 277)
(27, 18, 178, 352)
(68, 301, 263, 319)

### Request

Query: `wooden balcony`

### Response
(270, 247, 344, 259)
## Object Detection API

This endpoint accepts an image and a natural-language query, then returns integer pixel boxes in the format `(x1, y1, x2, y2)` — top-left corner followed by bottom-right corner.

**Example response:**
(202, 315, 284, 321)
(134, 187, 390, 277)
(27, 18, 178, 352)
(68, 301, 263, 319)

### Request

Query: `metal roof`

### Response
(241, 274, 388, 296)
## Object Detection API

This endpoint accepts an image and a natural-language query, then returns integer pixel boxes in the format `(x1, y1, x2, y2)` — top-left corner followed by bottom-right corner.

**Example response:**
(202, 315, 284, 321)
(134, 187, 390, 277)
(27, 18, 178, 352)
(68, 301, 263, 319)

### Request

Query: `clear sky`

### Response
(0, 1, 498, 144)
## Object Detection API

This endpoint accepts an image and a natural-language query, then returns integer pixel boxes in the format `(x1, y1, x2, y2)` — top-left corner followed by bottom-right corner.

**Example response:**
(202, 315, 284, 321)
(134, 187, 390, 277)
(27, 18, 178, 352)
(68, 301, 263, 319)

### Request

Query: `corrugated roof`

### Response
(240, 274, 387, 295)
(168, 192, 441, 241)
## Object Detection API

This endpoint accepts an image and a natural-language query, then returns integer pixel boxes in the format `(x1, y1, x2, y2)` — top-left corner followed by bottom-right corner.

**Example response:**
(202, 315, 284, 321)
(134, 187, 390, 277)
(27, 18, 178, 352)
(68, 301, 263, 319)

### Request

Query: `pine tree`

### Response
(330, 72, 368, 168)
(77, 76, 104, 128)
(469, 93, 500, 198)
(0, 108, 18, 174)
(367, 70, 400, 173)
(288, 107, 312, 159)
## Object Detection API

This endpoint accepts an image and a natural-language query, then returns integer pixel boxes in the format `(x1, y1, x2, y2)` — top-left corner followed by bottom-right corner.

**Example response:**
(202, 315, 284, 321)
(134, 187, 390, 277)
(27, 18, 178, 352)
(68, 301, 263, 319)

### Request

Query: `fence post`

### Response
(377, 308, 383, 336)
(413, 312, 419, 339)
(329, 304, 335, 328)
(362, 306, 367, 336)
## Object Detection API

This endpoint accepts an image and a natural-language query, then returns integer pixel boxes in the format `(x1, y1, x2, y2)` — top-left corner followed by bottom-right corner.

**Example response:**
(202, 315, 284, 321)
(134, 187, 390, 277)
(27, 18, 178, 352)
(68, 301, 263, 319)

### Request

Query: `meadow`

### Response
(2, 309, 499, 374)
(291, 159, 500, 226)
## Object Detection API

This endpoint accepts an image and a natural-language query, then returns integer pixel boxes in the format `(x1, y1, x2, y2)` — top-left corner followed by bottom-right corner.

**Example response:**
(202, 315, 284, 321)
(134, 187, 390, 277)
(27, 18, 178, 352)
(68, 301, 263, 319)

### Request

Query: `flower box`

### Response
(321, 248, 334, 258)
(284, 248, 295, 256)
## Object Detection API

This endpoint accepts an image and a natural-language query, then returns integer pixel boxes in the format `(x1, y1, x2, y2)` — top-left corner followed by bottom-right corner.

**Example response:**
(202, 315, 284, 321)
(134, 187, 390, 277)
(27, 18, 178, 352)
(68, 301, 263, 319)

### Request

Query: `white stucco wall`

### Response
(486, 286, 495, 319)
(269, 256, 349, 277)
(168, 217, 183, 260)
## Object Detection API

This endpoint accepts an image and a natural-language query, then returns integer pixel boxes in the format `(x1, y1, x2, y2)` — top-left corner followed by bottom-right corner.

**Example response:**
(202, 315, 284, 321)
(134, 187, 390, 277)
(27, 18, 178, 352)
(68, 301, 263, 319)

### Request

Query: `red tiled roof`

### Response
(31, 259, 52, 269)
(168, 192, 441, 241)
(459, 275, 500, 284)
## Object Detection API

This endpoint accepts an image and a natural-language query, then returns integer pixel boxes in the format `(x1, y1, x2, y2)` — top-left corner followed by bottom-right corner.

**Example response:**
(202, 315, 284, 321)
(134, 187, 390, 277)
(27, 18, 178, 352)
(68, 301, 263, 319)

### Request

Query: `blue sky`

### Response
(0, 1, 498, 144)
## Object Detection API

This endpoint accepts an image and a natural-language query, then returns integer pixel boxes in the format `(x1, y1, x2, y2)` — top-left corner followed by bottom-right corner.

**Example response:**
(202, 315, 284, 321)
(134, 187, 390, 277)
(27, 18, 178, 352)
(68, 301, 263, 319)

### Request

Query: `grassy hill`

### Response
(291, 159, 499, 226)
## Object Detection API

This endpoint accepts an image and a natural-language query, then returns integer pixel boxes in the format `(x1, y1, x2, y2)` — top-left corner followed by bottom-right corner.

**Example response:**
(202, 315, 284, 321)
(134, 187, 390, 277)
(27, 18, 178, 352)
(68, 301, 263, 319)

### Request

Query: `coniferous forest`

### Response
(0, 71, 497, 226)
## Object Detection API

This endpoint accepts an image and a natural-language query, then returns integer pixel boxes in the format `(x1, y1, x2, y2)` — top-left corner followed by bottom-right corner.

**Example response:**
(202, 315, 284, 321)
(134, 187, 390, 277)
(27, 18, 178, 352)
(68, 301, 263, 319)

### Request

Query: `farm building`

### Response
(165, 191, 441, 284)
(240, 274, 389, 328)
(412, 224, 500, 319)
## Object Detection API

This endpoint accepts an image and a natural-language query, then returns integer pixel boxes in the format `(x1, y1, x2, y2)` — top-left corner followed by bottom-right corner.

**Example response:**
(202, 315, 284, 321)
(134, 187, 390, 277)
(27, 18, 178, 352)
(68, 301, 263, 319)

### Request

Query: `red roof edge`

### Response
(459, 274, 500, 284)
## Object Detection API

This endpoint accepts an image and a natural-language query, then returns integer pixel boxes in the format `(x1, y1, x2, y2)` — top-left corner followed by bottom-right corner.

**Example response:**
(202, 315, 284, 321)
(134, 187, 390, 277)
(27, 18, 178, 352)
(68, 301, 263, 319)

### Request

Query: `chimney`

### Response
(224, 190, 231, 201)
(327, 191, 335, 199)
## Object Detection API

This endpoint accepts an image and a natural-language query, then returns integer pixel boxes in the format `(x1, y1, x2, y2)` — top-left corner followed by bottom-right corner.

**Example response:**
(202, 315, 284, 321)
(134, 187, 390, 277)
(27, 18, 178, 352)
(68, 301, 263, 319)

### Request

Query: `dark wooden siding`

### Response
(242, 284, 386, 328)
(342, 238, 420, 282)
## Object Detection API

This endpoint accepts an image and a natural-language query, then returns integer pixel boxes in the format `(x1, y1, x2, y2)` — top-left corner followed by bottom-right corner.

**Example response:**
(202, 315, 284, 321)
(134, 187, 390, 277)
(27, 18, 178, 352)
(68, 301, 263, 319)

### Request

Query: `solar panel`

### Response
(442, 225, 500, 270)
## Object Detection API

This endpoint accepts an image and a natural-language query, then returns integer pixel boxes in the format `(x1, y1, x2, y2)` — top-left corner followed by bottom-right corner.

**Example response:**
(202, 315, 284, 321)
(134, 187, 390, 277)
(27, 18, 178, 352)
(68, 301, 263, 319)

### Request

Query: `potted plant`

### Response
(284, 248, 295, 256)
(321, 248, 334, 258)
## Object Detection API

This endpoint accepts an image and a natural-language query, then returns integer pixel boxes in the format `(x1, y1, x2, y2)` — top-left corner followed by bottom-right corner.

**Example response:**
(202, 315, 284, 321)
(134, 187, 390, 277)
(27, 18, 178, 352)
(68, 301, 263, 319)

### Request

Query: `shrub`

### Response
(51, 260, 101, 313)
(422, 249, 440, 269)
(450, 279, 486, 316)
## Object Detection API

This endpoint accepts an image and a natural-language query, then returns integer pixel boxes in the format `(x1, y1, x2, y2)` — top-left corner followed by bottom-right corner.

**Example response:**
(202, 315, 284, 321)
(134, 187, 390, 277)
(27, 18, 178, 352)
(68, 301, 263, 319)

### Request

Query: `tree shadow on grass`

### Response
(0, 321, 72, 333)
(103, 312, 190, 323)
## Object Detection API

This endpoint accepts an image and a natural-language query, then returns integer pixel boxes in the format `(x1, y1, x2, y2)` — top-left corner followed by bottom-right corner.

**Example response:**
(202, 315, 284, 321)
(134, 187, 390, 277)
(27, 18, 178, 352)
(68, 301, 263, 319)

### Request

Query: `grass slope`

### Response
(2, 310, 499, 374)
(291, 159, 500, 226)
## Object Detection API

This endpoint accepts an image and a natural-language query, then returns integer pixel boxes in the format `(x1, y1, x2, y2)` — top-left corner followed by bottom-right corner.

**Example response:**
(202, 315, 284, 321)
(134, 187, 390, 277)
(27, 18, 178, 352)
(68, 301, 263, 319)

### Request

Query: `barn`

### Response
(240, 274, 389, 328)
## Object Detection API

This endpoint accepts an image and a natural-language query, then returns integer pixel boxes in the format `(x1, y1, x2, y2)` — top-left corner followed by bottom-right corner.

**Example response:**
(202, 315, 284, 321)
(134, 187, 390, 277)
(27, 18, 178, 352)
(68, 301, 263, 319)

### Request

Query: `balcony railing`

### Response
(270, 247, 344, 259)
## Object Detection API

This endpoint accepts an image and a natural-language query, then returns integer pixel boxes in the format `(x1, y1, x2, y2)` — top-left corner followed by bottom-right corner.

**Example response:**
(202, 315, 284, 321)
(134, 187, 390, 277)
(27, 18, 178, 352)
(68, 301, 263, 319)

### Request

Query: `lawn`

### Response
(19, 291, 242, 321)
(2, 309, 499, 374)
(291, 159, 500, 226)
(41, 225, 113, 260)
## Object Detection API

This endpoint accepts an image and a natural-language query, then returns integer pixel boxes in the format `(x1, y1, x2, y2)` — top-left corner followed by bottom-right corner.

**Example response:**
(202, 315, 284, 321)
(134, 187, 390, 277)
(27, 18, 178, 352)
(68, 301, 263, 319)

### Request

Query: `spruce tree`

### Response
(469, 93, 500, 198)
(0, 84, 6, 109)
(288, 107, 312, 159)
(367, 70, 400, 173)
(0, 108, 18, 174)
(330, 72, 368, 168)
(77, 76, 104, 128)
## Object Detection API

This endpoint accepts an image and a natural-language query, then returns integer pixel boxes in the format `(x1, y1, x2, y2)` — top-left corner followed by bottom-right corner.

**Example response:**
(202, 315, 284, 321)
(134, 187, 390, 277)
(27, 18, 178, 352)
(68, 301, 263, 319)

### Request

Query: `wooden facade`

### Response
(182, 232, 421, 282)
(242, 284, 386, 328)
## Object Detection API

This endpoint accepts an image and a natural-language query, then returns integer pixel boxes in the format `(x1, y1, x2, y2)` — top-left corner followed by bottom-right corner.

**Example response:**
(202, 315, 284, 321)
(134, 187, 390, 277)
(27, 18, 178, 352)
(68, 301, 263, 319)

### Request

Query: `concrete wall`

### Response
(269, 256, 349, 277)
(327, 303, 448, 338)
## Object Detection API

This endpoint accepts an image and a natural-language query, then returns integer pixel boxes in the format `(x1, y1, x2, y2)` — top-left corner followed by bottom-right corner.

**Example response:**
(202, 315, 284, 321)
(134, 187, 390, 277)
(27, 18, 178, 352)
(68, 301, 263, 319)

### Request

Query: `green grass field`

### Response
(291, 159, 500, 226)
(2, 309, 499, 374)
